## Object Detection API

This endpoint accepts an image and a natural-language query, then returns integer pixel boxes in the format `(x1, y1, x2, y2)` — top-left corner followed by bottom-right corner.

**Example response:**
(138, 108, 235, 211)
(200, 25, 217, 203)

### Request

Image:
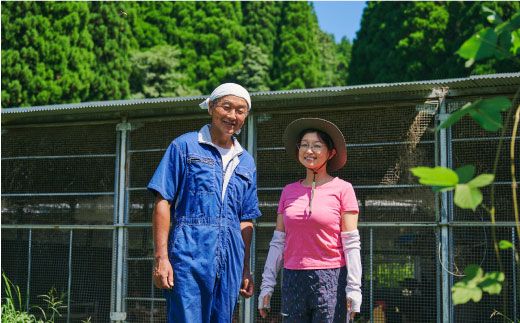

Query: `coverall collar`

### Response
(198, 124, 244, 157)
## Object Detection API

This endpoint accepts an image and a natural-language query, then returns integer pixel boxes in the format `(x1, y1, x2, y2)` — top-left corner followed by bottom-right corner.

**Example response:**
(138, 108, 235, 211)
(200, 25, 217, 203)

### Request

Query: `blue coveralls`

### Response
(147, 125, 261, 323)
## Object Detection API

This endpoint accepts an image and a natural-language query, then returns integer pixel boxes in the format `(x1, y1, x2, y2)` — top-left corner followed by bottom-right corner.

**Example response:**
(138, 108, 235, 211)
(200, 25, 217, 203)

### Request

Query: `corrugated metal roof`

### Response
(1, 95, 206, 114)
(2, 73, 519, 124)
(253, 72, 520, 97)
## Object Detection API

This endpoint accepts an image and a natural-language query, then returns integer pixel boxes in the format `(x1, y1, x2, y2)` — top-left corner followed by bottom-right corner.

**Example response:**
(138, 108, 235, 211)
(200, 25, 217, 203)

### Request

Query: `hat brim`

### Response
(283, 118, 347, 172)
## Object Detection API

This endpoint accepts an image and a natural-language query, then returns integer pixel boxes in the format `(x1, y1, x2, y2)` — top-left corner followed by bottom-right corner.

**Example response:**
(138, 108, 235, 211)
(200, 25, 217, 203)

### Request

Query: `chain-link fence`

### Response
(2, 81, 519, 322)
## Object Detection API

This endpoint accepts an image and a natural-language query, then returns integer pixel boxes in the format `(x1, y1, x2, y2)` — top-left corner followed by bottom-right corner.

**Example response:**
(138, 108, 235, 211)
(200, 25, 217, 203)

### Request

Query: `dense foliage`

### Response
(1, 2, 351, 108)
(2, 2, 518, 108)
(348, 1, 520, 85)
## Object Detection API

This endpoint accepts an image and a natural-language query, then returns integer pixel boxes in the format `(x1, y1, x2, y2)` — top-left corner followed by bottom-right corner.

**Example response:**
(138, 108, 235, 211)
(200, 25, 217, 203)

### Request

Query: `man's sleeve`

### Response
(147, 141, 185, 203)
(240, 168, 262, 221)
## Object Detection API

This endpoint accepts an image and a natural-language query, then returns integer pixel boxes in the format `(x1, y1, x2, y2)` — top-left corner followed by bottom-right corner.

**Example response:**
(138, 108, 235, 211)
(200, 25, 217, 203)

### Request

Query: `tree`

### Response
(316, 30, 341, 86)
(349, 2, 520, 85)
(336, 37, 353, 86)
(1, 1, 354, 106)
(271, 2, 323, 89)
(129, 45, 200, 99)
(1, 2, 95, 108)
(236, 44, 271, 92)
(125, 2, 172, 49)
(173, 2, 246, 94)
(86, 2, 137, 101)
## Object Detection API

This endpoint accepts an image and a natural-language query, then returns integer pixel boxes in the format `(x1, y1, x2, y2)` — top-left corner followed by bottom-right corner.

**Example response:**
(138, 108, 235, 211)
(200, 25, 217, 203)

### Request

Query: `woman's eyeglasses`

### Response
(297, 143, 324, 153)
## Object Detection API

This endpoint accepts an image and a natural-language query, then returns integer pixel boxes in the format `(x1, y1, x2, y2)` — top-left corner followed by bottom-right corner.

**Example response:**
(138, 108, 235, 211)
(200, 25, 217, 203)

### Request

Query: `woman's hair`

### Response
(297, 128, 334, 150)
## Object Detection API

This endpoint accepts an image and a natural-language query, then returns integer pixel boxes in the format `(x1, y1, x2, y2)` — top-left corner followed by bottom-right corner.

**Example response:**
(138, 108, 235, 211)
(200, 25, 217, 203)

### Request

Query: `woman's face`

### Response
(297, 132, 335, 171)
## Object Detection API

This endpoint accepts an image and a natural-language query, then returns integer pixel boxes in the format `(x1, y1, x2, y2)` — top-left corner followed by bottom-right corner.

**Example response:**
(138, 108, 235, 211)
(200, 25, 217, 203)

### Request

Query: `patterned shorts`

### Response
(281, 267, 347, 323)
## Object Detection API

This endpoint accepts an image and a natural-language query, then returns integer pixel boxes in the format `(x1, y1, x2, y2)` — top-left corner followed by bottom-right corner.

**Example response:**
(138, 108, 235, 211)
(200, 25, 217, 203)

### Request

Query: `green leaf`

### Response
(479, 280, 502, 295)
(496, 31, 513, 60)
(482, 6, 502, 25)
(452, 283, 482, 305)
(454, 184, 483, 211)
(439, 97, 512, 132)
(467, 174, 494, 188)
(498, 240, 513, 250)
(479, 272, 505, 295)
(463, 264, 484, 281)
(452, 265, 484, 305)
(453, 265, 506, 306)
(457, 28, 498, 62)
(455, 165, 476, 184)
(471, 97, 512, 131)
(495, 11, 520, 35)
(438, 102, 472, 129)
(512, 30, 520, 55)
(411, 166, 458, 187)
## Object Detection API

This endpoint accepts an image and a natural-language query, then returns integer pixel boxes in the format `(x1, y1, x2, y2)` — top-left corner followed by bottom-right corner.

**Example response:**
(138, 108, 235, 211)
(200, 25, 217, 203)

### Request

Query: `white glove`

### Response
(258, 230, 285, 310)
(341, 230, 362, 313)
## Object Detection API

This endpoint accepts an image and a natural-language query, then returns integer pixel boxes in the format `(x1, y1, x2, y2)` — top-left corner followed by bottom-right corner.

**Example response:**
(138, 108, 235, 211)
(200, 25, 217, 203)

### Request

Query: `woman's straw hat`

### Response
(283, 118, 347, 172)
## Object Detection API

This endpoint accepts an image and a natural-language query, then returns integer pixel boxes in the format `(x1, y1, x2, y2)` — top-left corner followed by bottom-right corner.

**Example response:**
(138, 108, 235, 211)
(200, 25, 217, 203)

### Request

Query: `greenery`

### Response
(2, 1, 348, 108)
(2, 273, 39, 322)
(348, 2, 520, 85)
(3, 2, 519, 109)
(410, 5, 519, 314)
(411, 165, 496, 211)
(2, 272, 66, 323)
(129, 45, 200, 98)
(451, 265, 505, 305)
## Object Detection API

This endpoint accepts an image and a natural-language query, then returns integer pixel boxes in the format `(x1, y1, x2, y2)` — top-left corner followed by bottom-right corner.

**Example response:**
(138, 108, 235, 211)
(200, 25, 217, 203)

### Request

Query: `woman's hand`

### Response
(347, 297, 358, 320)
(258, 293, 271, 318)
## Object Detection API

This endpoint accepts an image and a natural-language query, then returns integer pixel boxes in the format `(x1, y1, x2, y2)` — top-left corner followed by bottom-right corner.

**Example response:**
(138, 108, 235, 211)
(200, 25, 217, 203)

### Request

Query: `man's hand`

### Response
(239, 271, 254, 298)
(152, 257, 174, 289)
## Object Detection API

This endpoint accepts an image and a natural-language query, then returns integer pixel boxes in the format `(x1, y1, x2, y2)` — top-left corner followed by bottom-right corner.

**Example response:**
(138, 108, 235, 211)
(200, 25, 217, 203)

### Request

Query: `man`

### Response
(148, 83, 261, 322)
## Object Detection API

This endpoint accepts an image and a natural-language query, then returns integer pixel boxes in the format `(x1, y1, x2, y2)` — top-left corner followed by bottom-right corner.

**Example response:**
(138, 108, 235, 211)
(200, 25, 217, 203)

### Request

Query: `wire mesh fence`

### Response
(1, 91, 519, 323)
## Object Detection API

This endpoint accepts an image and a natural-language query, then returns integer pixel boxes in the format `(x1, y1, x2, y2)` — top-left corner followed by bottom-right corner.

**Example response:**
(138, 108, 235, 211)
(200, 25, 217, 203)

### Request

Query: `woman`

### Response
(258, 118, 362, 322)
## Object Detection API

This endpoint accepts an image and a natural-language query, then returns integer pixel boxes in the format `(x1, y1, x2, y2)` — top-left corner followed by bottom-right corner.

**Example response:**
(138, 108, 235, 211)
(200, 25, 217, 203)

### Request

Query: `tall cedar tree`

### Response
(241, 2, 283, 90)
(336, 37, 353, 85)
(271, 2, 323, 89)
(349, 2, 520, 85)
(236, 44, 271, 92)
(129, 45, 200, 98)
(1, 2, 95, 107)
(87, 2, 136, 101)
(317, 30, 342, 86)
(180, 2, 245, 93)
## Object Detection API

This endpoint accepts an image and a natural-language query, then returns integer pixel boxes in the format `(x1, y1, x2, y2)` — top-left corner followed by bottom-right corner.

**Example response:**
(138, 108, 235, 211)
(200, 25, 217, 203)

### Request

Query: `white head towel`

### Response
(199, 83, 251, 110)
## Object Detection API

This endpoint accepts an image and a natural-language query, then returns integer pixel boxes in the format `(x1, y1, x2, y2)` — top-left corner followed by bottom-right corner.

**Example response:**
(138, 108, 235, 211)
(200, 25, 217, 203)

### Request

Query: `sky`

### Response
(312, 1, 367, 42)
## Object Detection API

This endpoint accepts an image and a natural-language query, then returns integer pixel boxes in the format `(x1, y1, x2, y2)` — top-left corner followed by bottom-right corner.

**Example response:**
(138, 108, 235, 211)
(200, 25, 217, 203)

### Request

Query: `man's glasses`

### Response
(297, 143, 324, 153)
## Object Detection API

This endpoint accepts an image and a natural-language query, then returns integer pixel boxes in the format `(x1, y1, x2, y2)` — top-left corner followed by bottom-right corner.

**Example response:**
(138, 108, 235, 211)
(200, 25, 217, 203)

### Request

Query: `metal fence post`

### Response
(437, 88, 453, 323)
(67, 230, 73, 323)
(26, 228, 32, 312)
(512, 228, 518, 322)
(369, 228, 374, 323)
(241, 114, 257, 323)
(111, 119, 131, 322)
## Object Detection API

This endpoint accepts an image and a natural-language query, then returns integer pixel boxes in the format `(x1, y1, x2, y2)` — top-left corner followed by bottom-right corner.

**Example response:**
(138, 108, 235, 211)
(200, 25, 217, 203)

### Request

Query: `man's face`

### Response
(209, 95, 249, 136)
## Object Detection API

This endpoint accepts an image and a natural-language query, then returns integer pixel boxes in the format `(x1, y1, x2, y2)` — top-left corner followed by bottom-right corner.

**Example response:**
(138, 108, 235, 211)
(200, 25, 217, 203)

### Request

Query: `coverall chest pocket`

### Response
(230, 167, 252, 204)
(187, 154, 216, 194)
